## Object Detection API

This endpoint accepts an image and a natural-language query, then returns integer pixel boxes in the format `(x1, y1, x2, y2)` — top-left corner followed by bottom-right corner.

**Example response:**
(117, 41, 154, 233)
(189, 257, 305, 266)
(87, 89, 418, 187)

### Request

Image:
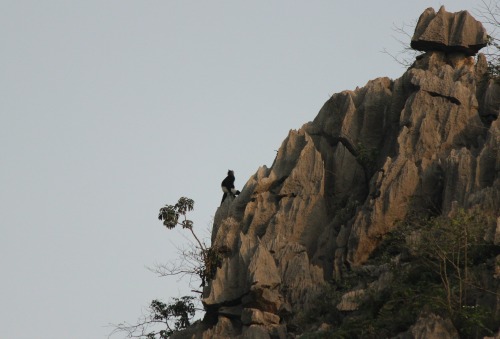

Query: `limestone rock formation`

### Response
(393, 313, 460, 339)
(411, 6, 488, 56)
(177, 6, 500, 339)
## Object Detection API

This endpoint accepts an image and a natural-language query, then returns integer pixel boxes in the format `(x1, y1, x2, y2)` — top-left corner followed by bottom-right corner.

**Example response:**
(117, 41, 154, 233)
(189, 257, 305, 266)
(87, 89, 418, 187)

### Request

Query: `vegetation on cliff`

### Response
(297, 209, 500, 338)
(112, 4, 500, 338)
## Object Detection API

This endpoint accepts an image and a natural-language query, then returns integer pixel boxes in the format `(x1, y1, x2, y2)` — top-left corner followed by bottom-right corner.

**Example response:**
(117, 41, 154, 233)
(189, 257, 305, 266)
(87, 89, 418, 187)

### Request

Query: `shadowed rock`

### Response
(411, 6, 488, 56)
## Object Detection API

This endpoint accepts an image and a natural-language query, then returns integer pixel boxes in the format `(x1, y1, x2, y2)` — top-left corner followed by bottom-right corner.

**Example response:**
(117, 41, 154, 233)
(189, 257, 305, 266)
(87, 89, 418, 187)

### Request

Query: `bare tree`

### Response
(381, 21, 422, 68)
(476, 0, 500, 77)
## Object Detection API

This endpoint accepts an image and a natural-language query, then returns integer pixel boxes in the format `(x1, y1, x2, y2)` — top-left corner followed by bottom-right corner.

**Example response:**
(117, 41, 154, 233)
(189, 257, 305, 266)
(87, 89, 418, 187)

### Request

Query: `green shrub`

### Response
(298, 210, 499, 338)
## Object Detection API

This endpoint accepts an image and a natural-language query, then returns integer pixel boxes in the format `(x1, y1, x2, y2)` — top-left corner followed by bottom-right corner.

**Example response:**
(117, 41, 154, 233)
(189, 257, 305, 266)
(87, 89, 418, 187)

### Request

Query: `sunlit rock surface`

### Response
(411, 6, 488, 56)
(175, 6, 500, 338)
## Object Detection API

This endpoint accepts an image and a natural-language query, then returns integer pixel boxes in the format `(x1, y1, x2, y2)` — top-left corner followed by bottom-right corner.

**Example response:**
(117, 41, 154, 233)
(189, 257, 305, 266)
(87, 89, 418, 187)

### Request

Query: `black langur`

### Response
(221, 170, 240, 205)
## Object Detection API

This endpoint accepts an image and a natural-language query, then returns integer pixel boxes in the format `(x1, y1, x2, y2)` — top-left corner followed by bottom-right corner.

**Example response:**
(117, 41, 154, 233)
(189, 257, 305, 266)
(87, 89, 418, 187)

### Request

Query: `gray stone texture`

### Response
(185, 6, 500, 338)
(411, 6, 488, 56)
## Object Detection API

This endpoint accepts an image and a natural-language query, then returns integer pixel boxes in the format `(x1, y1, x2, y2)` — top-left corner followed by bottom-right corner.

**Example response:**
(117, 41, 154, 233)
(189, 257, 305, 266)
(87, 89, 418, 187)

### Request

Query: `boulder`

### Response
(399, 313, 459, 339)
(336, 289, 366, 311)
(241, 308, 280, 326)
(241, 325, 271, 339)
(411, 6, 488, 56)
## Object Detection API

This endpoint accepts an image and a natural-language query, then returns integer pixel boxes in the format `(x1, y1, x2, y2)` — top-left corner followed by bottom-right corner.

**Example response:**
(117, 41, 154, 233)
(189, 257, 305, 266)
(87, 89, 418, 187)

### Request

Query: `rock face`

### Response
(411, 6, 488, 56)
(179, 7, 500, 339)
(394, 313, 460, 339)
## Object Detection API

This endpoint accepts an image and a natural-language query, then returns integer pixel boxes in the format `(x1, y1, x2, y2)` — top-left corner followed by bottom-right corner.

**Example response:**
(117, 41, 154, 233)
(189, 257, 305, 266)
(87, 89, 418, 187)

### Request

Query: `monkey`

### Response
(221, 170, 240, 205)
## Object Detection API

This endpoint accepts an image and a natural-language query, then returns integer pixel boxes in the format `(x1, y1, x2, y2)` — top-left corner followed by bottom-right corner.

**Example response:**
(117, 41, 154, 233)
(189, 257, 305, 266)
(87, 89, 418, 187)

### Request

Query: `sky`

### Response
(0, 1, 490, 338)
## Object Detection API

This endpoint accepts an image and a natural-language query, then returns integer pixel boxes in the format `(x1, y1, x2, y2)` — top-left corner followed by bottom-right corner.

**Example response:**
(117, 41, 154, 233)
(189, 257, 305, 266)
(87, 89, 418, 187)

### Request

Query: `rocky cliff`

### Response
(176, 7, 500, 339)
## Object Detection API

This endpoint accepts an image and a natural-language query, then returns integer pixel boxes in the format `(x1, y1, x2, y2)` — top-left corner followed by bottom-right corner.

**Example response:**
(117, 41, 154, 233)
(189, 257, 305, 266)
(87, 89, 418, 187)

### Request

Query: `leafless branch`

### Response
(475, 0, 500, 27)
(381, 21, 422, 68)
(146, 243, 205, 287)
(108, 309, 171, 339)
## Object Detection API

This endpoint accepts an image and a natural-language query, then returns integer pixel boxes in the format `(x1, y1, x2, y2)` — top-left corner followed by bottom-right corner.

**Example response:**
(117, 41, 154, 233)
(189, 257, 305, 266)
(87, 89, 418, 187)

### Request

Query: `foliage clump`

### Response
(296, 209, 499, 339)
(149, 297, 196, 338)
(158, 197, 195, 230)
(110, 296, 196, 339)
(355, 142, 379, 174)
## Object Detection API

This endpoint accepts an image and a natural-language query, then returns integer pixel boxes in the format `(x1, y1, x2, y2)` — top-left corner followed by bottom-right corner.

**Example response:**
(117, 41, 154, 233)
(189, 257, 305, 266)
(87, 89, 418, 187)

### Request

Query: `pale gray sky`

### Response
(0, 1, 487, 338)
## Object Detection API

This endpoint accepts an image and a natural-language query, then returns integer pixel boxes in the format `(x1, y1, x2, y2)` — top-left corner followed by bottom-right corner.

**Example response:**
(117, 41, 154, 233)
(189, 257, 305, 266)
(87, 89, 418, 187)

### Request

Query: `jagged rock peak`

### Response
(411, 6, 489, 56)
(175, 6, 500, 339)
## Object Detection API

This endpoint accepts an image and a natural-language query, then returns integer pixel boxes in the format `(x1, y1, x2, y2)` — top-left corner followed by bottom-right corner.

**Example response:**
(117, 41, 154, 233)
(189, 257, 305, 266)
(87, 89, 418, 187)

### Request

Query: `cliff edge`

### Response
(176, 7, 500, 339)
